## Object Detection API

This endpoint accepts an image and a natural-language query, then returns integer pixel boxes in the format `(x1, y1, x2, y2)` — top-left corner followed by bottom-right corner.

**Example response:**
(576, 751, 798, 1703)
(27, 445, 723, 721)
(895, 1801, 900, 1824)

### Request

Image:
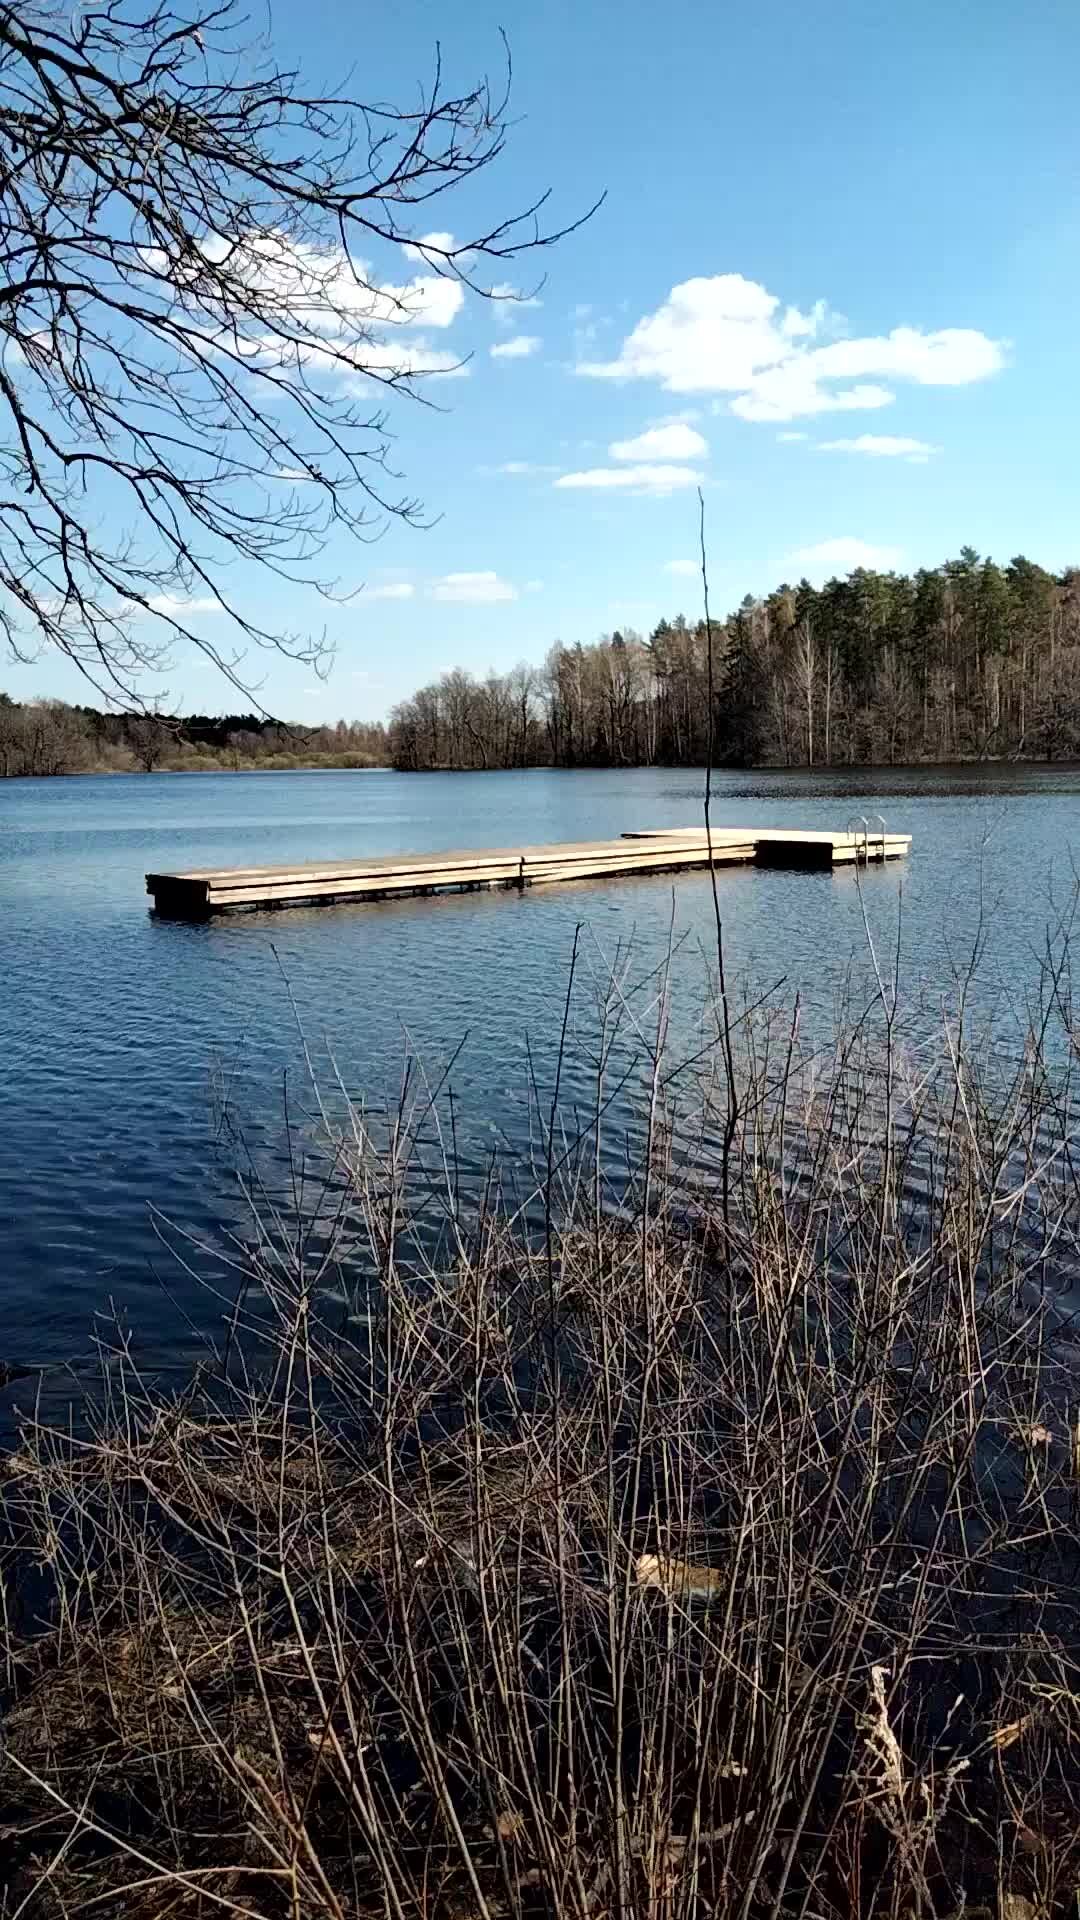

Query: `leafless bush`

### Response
(3, 950, 1080, 1920)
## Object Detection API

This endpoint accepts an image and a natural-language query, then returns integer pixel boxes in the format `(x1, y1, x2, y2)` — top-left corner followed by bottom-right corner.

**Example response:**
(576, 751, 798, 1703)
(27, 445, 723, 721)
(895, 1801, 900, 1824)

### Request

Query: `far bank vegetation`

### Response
(8, 549, 1080, 777)
(0, 699, 387, 777)
(389, 549, 1080, 769)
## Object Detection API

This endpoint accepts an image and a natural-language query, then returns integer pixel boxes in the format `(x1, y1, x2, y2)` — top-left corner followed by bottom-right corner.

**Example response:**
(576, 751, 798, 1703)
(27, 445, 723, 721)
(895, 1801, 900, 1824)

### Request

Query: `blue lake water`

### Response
(3, 763, 1080, 1385)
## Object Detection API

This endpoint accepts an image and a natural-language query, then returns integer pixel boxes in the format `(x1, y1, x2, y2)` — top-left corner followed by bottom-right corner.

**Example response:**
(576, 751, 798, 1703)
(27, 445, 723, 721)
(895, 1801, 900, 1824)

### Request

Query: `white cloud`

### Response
(776, 431, 808, 443)
(524, 579, 544, 593)
(789, 538, 903, 582)
(189, 229, 465, 331)
(195, 315, 469, 384)
(401, 230, 458, 262)
(577, 272, 1005, 421)
(363, 582, 415, 600)
(150, 228, 470, 397)
(490, 335, 541, 360)
(348, 339, 468, 381)
(817, 434, 938, 462)
(429, 571, 518, 604)
(375, 274, 463, 331)
(491, 283, 543, 326)
(781, 300, 827, 339)
(578, 274, 815, 391)
(664, 559, 699, 577)
(554, 464, 703, 495)
(146, 593, 221, 615)
(811, 329, 1001, 386)
(491, 282, 542, 305)
(487, 460, 555, 476)
(650, 408, 701, 427)
(609, 422, 707, 461)
(733, 373, 894, 423)
(212, 328, 468, 383)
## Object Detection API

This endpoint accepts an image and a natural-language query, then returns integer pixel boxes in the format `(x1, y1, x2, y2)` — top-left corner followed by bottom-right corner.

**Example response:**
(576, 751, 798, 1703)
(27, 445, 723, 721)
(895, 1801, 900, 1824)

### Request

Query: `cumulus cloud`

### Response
(363, 582, 415, 600)
(349, 339, 468, 381)
(375, 275, 463, 331)
(733, 374, 893, 423)
(664, 559, 699, 577)
(146, 593, 222, 615)
(817, 434, 938, 461)
(212, 328, 467, 383)
(149, 229, 469, 389)
(555, 423, 708, 495)
(610, 422, 707, 461)
(490, 282, 543, 305)
(577, 272, 1005, 421)
(554, 464, 703, 495)
(491, 282, 543, 325)
(781, 300, 827, 339)
(400, 230, 458, 263)
(429, 571, 518, 603)
(789, 538, 903, 582)
(190, 229, 465, 331)
(812, 330, 1000, 385)
(576, 275, 820, 394)
(490, 335, 541, 360)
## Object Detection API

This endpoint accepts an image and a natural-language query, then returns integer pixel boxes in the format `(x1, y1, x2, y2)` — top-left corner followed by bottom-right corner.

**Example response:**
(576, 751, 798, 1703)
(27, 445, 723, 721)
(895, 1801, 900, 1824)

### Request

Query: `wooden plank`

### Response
(626, 824, 910, 849)
(202, 842, 755, 908)
(209, 864, 528, 907)
(196, 840, 724, 898)
(626, 826, 911, 865)
(155, 836, 716, 889)
(529, 848, 755, 887)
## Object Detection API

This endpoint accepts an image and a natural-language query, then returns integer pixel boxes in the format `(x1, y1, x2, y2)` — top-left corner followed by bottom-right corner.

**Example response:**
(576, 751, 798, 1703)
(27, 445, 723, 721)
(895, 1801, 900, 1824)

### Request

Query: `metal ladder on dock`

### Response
(845, 813, 889, 863)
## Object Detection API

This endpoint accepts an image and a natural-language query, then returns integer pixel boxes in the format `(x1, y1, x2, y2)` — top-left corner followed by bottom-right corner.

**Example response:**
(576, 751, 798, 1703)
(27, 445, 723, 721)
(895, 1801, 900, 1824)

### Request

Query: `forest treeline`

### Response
(389, 549, 1080, 769)
(7, 549, 1080, 777)
(0, 698, 387, 777)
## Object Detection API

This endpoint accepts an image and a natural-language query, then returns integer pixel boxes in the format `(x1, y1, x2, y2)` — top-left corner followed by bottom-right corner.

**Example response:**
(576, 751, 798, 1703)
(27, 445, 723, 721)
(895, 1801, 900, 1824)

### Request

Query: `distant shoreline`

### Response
(6, 754, 1080, 782)
(0, 757, 392, 778)
(2, 752, 1076, 775)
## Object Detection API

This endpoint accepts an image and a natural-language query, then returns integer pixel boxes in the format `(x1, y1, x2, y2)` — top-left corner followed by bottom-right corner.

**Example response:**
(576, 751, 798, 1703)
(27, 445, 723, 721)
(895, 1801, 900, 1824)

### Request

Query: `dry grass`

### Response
(4, 935, 1080, 1920)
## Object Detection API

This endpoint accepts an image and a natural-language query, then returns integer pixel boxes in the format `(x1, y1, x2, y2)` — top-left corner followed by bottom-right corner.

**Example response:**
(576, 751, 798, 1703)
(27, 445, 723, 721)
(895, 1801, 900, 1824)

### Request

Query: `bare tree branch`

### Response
(0, 1, 598, 703)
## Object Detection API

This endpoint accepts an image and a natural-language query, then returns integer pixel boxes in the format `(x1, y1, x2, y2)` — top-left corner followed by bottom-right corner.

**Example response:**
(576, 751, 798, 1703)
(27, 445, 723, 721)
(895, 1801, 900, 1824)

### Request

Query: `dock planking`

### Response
(146, 824, 911, 918)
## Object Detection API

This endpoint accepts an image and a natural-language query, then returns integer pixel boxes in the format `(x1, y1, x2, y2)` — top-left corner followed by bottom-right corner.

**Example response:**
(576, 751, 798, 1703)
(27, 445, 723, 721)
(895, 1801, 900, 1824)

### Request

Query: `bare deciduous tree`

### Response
(126, 712, 167, 771)
(0, 1, 592, 702)
(793, 613, 815, 766)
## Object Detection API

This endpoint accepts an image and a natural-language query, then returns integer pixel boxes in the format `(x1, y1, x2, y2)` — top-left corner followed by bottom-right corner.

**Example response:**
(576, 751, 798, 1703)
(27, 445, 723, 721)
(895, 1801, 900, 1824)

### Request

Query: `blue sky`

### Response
(13, 0, 1080, 720)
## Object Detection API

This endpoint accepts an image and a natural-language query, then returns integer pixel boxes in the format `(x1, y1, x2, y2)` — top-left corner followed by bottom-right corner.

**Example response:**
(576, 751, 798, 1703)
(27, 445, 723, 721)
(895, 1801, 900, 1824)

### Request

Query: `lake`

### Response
(3, 763, 1080, 1388)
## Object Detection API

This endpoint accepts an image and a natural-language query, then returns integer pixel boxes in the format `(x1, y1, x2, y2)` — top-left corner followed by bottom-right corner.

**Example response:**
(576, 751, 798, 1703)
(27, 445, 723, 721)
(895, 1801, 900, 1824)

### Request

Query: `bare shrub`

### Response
(3, 951, 1080, 1919)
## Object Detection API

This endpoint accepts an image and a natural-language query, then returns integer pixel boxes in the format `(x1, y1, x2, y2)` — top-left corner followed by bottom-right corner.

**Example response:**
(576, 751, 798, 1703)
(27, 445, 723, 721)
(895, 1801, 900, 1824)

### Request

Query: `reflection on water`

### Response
(3, 763, 1080, 1379)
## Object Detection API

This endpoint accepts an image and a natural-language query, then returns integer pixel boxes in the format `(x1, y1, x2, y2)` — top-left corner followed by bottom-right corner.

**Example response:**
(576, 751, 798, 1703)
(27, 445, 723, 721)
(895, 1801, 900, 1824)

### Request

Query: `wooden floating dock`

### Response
(146, 824, 911, 918)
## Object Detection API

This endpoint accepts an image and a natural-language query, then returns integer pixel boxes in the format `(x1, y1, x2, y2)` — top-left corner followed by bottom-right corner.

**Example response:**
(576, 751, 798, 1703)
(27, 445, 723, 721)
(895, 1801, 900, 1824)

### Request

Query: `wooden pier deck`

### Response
(146, 824, 911, 918)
